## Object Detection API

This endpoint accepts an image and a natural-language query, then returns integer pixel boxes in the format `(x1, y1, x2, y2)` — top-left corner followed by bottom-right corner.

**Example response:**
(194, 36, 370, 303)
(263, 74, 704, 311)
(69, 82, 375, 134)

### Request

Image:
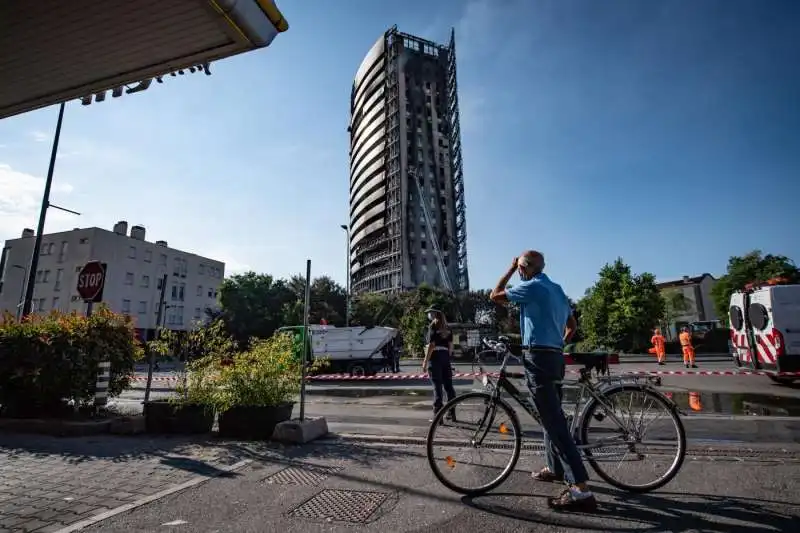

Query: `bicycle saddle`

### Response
(498, 335, 510, 343)
(569, 352, 610, 376)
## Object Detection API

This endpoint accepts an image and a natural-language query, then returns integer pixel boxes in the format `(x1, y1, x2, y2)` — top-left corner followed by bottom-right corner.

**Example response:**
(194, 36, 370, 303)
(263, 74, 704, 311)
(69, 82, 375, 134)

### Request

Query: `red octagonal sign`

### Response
(77, 261, 106, 302)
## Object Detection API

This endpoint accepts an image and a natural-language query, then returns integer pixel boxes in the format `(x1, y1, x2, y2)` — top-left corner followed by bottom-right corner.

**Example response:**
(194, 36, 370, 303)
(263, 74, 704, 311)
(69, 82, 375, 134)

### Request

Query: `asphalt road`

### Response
(114, 360, 800, 446)
(84, 440, 800, 533)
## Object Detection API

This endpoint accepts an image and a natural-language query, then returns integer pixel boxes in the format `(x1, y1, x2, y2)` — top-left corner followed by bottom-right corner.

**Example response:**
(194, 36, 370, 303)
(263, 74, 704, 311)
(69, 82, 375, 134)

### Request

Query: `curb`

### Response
(54, 459, 252, 532)
(322, 433, 800, 458)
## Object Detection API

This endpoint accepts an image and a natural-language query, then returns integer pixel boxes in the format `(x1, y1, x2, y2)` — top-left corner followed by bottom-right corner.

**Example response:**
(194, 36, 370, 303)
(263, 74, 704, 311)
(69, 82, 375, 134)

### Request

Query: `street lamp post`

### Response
(21, 101, 80, 317)
(340, 224, 350, 327)
(11, 265, 27, 320)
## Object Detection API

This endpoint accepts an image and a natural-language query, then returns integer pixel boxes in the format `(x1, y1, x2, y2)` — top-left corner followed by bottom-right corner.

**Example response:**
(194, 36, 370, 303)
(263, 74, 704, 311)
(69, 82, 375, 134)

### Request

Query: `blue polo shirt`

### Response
(505, 273, 572, 349)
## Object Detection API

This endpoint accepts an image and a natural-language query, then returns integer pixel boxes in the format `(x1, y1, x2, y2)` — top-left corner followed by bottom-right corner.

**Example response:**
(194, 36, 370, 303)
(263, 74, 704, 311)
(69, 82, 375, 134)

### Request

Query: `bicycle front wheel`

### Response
(579, 385, 686, 493)
(426, 392, 522, 496)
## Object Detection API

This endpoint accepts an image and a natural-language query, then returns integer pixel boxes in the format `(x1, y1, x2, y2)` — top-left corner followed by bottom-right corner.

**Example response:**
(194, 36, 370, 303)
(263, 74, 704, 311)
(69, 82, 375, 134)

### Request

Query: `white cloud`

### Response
(28, 130, 49, 143)
(0, 163, 74, 243)
(201, 246, 253, 277)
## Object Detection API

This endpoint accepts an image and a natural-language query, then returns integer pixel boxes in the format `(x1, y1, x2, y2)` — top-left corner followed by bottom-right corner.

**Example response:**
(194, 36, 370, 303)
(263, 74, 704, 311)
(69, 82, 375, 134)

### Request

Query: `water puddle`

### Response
(307, 386, 800, 417)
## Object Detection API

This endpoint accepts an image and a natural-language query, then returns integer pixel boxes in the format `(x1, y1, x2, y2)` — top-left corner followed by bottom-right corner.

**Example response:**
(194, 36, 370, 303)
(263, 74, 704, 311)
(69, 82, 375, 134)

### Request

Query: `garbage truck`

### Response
(277, 324, 398, 376)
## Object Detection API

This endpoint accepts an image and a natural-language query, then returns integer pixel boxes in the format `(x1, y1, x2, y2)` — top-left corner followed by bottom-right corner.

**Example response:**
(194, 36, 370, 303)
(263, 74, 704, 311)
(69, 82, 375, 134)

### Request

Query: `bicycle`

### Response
(470, 337, 507, 373)
(427, 339, 686, 496)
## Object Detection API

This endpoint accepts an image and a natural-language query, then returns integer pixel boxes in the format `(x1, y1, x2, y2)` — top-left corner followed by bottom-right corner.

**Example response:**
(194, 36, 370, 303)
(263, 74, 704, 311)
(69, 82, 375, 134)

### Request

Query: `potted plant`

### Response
(142, 320, 235, 434)
(209, 332, 326, 440)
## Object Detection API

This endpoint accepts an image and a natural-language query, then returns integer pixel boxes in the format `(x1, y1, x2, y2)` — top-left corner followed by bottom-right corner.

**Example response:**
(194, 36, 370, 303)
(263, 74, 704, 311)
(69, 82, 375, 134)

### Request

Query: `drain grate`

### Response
(264, 464, 342, 486)
(289, 489, 389, 523)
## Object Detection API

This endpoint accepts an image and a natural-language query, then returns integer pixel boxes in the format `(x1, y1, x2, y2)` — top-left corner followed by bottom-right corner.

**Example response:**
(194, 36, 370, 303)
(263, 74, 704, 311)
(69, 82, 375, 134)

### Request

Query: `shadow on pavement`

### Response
(0, 434, 245, 478)
(463, 486, 798, 532)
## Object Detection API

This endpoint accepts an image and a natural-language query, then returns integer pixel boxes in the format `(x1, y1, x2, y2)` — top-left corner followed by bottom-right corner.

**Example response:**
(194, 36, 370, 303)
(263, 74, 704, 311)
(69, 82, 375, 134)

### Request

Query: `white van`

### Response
(729, 280, 800, 384)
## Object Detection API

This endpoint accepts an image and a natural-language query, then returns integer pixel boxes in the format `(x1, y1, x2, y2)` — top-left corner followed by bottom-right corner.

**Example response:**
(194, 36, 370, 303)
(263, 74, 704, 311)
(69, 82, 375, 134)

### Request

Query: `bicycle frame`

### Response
(474, 350, 663, 453)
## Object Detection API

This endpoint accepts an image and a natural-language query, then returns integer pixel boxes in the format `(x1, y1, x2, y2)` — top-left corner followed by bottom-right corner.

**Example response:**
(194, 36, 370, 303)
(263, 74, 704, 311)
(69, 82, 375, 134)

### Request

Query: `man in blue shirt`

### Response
(490, 250, 597, 511)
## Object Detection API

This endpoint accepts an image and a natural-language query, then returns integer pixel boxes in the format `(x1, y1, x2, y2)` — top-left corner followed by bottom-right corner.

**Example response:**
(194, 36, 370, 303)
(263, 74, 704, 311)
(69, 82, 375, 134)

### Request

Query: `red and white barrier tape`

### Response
(131, 369, 800, 383)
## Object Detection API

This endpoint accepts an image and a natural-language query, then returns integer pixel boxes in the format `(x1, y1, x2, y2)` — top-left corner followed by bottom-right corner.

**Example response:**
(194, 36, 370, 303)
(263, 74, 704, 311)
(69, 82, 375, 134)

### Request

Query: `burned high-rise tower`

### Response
(348, 26, 468, 294)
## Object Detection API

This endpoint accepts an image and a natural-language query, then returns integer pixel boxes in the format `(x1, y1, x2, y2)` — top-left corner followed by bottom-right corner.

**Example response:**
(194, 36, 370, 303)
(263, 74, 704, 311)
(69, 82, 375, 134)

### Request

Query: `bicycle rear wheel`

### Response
(579, 385, 686, 493)
(426, 392, 522, 496)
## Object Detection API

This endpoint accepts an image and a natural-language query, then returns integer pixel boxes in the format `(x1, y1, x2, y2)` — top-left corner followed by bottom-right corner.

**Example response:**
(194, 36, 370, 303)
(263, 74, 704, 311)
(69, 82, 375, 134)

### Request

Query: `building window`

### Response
(178, 283, 185, 301)
(36, 298, 46, 312)
(197, 285, 203, 297)
(79, 238, 89, 245)
(41, 244, 49, 256)
(125, 272, 134, 285)
(159, 254, 167, 266)
(52, 297, 60, 310)
(121, 299, 131, 314)
(173, 259, 181, 276)
(171, 284, 178, 300)
(43, 270, 51, 283)
(58, 241, 68, 262)
(54, 269, 63, 291)
(144, 249, 152, 263)
(142, 275, 150, 288)
(199, 264, 205, 275)
(208, 288, 213, 298)
(157, 277, 164, 290)
(36, 270, 43, 283)
(138, 301, 147, 314)
(194, 307, 201, 320)
(128, 246, 136, 259)
(177, 306, 184, 325)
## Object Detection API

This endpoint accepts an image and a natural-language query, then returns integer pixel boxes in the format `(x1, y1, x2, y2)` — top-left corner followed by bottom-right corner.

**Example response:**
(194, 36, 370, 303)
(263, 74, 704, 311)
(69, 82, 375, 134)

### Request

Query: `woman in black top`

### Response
(421, 307, 457, 420)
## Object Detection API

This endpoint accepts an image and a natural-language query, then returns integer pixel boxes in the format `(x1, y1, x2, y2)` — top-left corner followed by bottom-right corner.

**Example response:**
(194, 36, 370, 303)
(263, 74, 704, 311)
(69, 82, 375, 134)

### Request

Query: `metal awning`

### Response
(0, 0, 288, 119)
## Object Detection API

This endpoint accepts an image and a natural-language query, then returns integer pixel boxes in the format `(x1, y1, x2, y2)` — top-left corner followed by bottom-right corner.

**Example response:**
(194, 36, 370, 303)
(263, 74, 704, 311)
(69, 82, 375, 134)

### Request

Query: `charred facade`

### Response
(348, 26, 468, 294)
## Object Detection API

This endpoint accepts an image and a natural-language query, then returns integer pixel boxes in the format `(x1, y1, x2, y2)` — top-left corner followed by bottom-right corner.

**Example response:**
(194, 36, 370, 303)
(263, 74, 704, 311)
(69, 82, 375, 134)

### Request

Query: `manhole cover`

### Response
(264, 464, 342, 486)
(289, 489, 390, 523)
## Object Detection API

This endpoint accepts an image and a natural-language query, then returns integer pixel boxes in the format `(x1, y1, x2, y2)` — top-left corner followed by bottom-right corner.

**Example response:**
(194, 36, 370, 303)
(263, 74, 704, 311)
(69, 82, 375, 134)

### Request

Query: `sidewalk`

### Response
(0, 434, 246, 533)
(83, 438, 797, 533)
(1, 434, 797, 532)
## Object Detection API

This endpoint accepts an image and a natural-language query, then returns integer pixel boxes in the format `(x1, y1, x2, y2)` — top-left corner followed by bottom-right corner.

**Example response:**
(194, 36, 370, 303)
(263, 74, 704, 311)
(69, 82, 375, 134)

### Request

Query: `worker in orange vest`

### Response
(678, 327, 697, 369)
(649, 328, 666, 365)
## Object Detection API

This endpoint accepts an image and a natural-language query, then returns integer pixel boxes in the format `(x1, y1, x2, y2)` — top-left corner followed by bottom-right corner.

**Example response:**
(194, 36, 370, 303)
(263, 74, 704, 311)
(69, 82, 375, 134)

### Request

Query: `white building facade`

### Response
(0, 221, 225, 338)
(657, 273, 719, 338)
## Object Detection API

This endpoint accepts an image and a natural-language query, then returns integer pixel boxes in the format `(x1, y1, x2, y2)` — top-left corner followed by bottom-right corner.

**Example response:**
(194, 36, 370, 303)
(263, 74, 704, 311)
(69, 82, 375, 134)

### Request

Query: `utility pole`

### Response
(340, 224, 351, 326)
(22, 102, 66, 317)
(144, 274, 168, 403)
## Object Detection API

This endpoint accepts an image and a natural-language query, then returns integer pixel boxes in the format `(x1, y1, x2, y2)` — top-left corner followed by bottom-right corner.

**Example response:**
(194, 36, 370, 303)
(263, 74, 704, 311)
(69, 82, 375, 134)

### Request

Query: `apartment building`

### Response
(0, 221, 225, 339)
(348, 26, 468, 294)
(657, 273, 719, 337)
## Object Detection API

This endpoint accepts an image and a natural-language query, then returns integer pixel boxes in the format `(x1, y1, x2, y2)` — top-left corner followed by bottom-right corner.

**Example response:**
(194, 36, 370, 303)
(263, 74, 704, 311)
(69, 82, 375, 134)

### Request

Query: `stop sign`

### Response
(77, 261, 106, 302)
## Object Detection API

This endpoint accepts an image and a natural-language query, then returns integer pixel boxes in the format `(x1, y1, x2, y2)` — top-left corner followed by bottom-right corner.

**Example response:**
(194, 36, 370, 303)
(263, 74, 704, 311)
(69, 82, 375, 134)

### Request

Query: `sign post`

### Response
(77, 261, 106, 316)
(77, 261, 108, 409)
(299, 259, 311, 422)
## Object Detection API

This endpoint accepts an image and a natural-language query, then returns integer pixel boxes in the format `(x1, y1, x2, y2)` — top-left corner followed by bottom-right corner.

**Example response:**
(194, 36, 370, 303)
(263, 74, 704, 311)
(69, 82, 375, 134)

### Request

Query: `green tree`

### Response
(661, 289, 690, 340)
(710, 250, 800, 323)
(578, 258, 665, 352)
(216, 272, 296, 344)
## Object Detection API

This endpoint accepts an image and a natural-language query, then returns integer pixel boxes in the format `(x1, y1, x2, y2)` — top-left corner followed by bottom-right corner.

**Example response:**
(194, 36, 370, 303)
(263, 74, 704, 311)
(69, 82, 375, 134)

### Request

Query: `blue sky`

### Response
(0, 0, 798, 299)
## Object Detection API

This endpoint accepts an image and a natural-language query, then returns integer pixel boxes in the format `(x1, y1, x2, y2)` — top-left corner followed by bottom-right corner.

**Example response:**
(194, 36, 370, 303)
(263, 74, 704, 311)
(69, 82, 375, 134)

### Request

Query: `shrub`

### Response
(0, 307, 143, 417)
(147, 319, 240, 406)
(189, 332, 328, 412)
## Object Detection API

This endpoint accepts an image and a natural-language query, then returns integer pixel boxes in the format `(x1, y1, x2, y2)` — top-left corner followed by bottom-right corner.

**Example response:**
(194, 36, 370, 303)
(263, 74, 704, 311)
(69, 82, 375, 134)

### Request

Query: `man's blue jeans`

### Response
(523, 348, 589, 485)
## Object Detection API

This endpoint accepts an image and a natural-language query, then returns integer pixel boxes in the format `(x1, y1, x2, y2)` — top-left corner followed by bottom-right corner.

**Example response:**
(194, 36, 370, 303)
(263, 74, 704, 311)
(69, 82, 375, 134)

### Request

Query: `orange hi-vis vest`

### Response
(679, 331, 693, 347)
(651, 334, 665, 350)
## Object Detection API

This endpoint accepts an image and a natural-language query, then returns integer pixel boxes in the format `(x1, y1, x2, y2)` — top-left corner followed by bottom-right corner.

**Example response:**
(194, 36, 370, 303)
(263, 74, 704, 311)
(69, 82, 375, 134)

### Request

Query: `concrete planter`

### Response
(217, 403, 294, 440)
(143, 400, 214, 434)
